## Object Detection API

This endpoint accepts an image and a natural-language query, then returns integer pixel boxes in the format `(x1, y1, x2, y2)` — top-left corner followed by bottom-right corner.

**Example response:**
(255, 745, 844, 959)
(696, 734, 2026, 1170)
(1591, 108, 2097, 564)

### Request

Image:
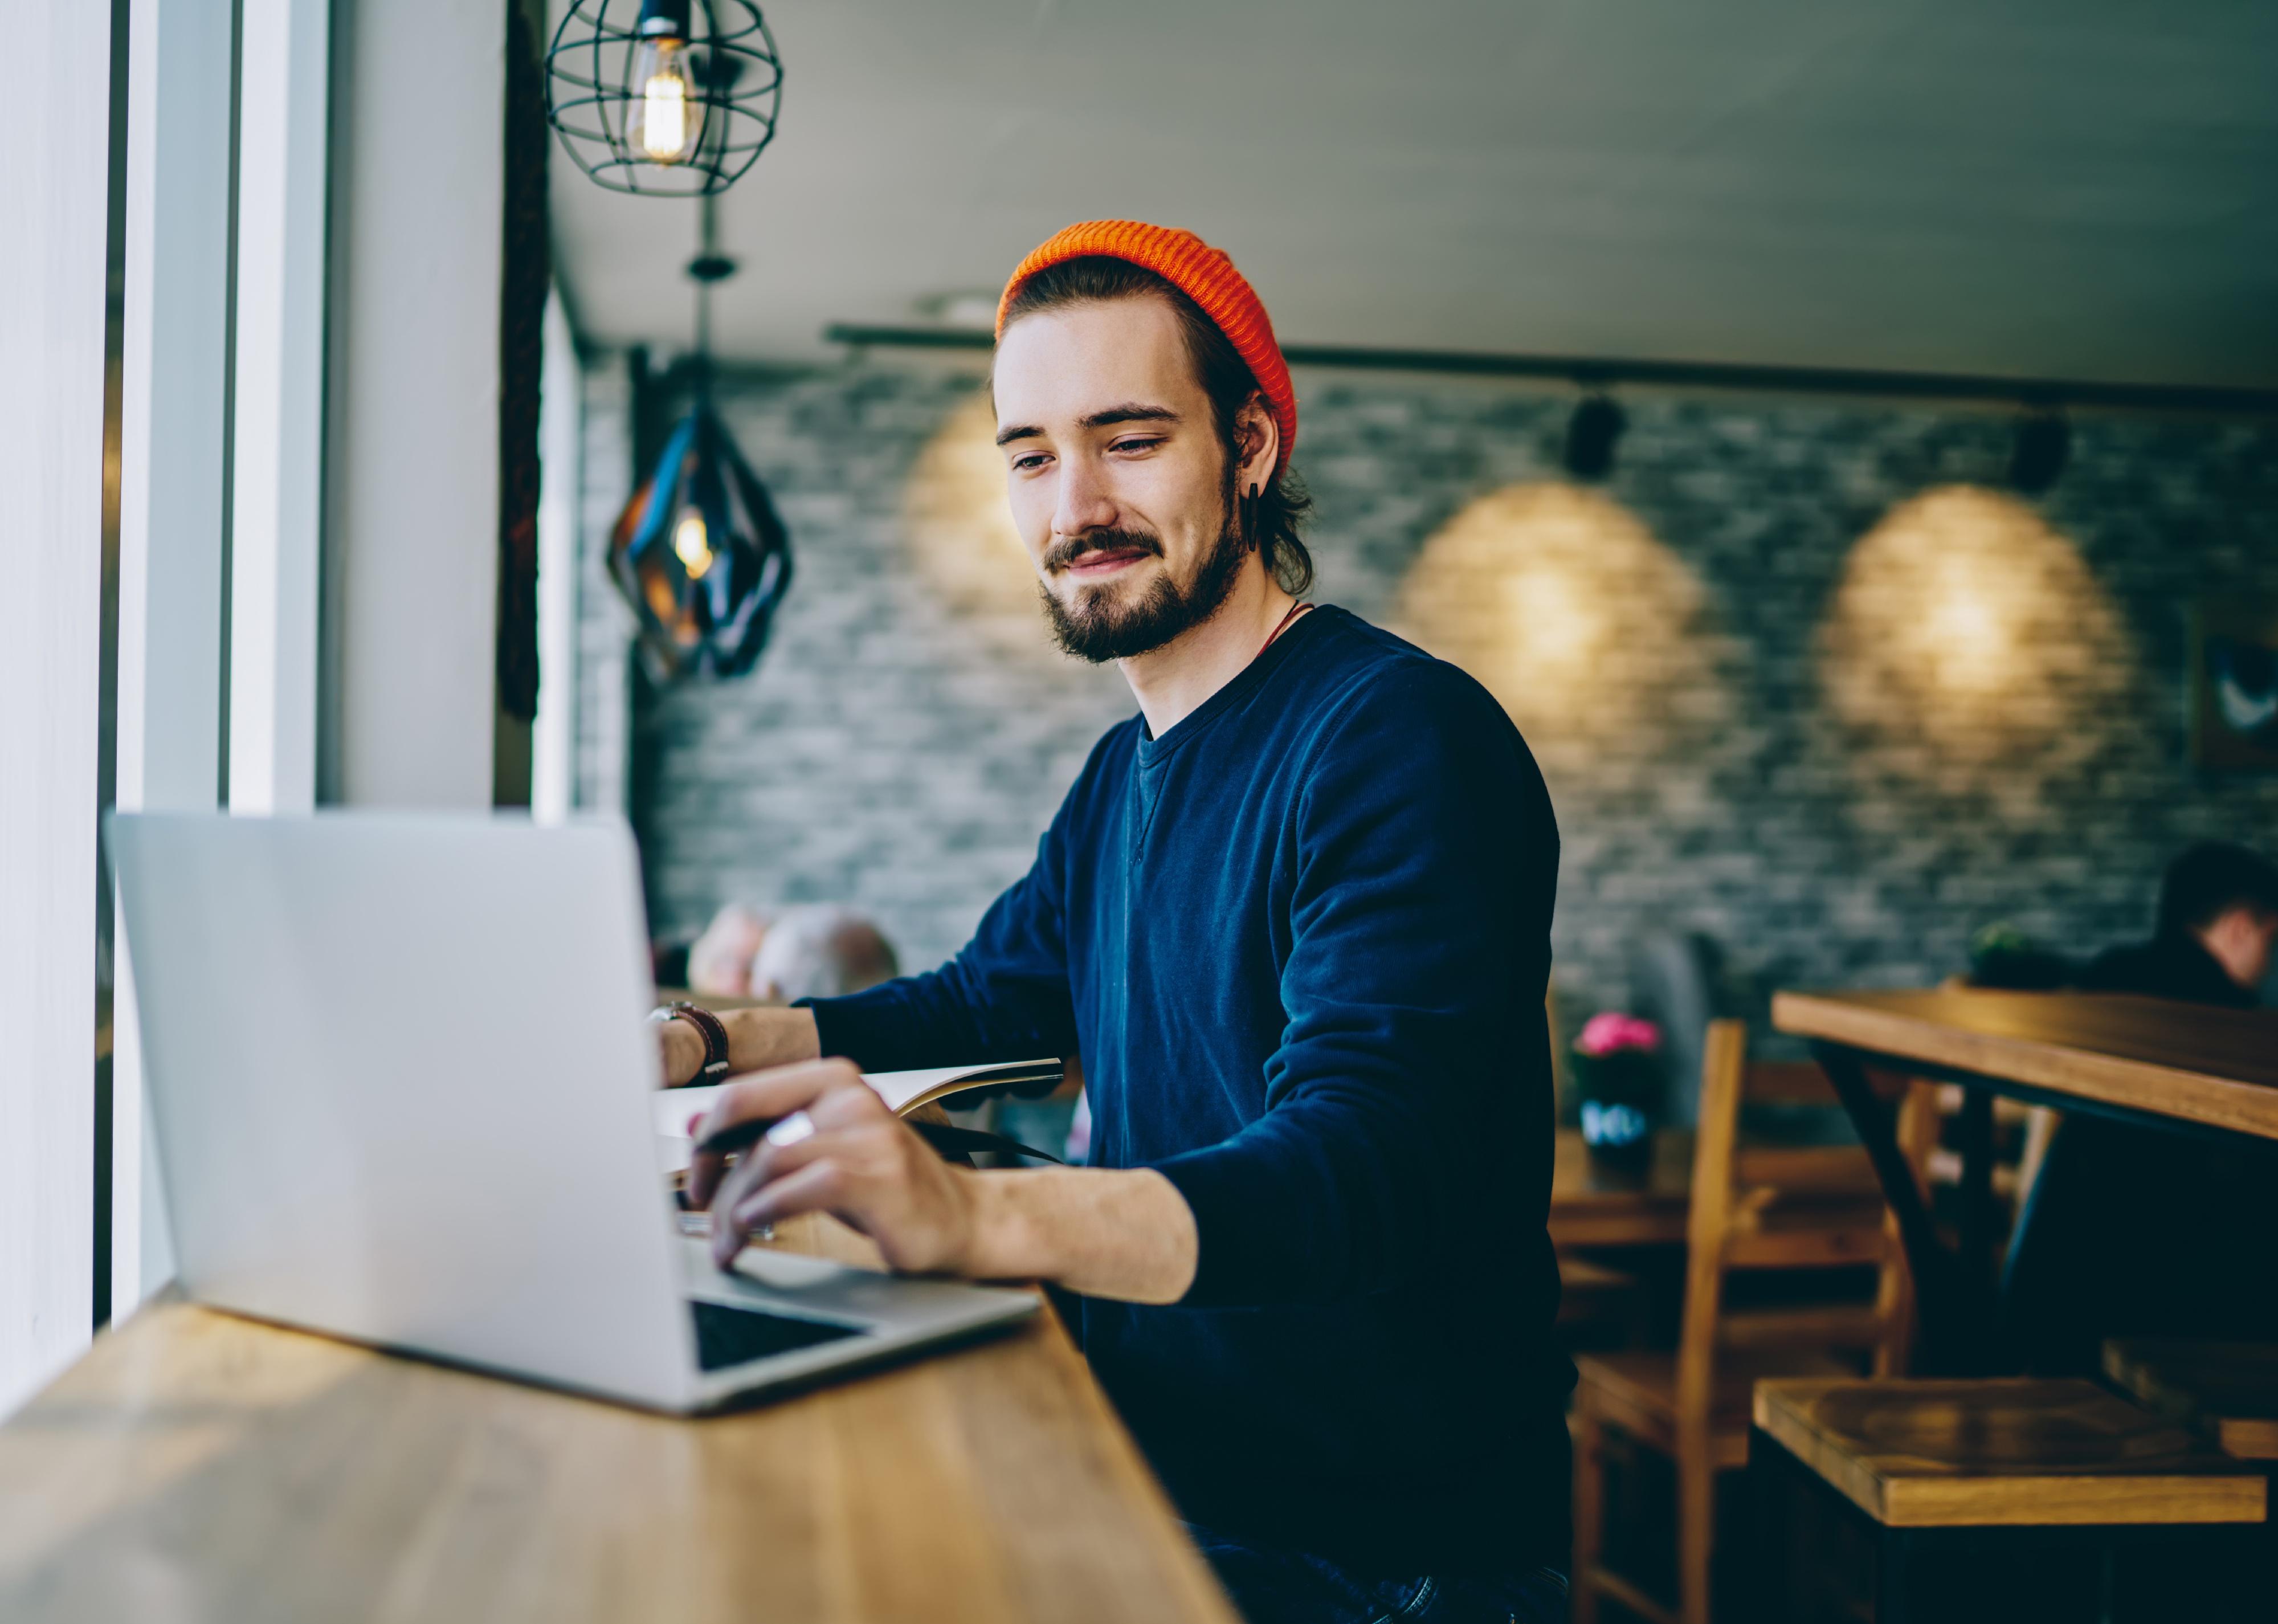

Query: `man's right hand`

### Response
(656, 1003, 824, 1088)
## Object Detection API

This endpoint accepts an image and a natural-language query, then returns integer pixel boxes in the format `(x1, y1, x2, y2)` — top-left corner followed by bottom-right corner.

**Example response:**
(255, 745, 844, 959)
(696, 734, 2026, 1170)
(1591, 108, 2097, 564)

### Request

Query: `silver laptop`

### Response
(108, 810, 1038, 1412)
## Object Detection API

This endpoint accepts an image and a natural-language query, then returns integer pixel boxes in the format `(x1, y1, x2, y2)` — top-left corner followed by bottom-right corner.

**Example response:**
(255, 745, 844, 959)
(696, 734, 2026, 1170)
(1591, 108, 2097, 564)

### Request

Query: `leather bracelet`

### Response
(654, 1001, 732, 1082)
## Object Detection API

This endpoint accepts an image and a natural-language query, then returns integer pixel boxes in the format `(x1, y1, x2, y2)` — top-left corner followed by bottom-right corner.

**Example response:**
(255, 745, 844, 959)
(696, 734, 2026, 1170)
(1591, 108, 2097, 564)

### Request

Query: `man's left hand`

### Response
(685, 1058, 978, 1274)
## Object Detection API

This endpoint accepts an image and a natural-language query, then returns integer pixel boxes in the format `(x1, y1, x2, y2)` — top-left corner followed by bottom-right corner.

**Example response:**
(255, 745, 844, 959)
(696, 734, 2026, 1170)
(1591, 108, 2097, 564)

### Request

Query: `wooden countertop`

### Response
(0, 1214, 1238, 1624)
(1773, 988, 2278, 1141)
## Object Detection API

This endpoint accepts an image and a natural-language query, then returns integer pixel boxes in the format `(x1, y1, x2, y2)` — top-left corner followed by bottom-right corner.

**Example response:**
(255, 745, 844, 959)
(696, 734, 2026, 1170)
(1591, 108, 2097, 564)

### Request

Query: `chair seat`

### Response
(1557, 1256, 1643, 1323)
(1576, 1349, 1852, 1466)
(1560, 1256, 1639, 1294)
(1755, 1377, 2269, 1529)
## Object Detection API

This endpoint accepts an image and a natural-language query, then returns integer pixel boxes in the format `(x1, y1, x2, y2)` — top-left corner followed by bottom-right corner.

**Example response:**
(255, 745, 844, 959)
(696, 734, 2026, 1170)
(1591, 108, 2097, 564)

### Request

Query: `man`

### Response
(655, 222, 1571, 1623)
(2076, 840, 2278, 1006)
(2003, 841, 2278, 1374)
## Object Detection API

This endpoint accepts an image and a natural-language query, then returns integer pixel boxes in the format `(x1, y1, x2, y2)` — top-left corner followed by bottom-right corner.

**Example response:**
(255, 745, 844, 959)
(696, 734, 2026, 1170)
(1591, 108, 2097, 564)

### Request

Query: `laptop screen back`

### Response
(110, 811, 697, 1410)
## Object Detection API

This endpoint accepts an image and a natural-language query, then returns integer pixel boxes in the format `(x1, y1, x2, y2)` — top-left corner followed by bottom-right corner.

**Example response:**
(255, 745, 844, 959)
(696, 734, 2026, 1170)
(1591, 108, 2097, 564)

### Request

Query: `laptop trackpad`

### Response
(688, 1298, 862, 1372)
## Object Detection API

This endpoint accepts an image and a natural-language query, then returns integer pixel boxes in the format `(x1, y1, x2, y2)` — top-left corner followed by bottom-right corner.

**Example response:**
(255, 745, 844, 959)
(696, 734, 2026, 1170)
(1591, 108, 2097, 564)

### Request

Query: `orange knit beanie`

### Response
(996, 221, 1297, 477)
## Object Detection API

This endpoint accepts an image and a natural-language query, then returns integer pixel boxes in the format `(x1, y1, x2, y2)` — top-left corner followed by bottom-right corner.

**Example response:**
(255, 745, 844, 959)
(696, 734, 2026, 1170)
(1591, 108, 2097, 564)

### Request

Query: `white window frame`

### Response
(111, 0, 330, 1324)
(1, 0, 118, 1417)
(228, 0, 330, 817)
(18, 0, 504, 1403)
(111, 0, 244, 1318)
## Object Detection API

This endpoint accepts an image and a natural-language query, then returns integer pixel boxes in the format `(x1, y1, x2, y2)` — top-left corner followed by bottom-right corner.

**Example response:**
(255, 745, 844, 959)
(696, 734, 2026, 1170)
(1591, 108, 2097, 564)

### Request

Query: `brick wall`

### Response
(573, 359, 2278, 1019)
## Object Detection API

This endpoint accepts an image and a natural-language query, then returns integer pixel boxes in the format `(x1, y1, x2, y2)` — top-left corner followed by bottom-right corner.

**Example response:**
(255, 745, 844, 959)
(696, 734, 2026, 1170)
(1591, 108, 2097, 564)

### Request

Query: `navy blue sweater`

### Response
(809, 607, 1572, 1576)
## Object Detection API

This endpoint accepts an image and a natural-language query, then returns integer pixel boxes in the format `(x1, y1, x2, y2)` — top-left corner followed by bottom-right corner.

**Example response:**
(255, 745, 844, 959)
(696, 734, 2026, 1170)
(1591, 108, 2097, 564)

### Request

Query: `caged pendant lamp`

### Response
(610, 197, 793, 682)
(545, 0, 783, 198)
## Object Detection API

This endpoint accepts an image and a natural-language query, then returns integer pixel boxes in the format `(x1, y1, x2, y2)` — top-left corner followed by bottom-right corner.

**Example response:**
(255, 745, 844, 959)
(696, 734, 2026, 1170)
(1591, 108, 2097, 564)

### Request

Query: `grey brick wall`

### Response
(574, 358, 2278, 1021)
(573, 358, 634, 818)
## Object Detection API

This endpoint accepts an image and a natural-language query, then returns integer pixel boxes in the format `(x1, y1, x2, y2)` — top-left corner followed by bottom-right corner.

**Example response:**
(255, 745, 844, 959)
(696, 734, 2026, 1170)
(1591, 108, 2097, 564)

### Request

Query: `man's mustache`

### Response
(1042, 529, 1164, 574)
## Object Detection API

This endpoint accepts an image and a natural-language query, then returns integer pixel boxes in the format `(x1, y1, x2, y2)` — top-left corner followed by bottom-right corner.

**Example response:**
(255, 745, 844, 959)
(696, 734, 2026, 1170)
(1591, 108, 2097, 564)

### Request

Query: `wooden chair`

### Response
(1546, 977, 1570, 1111)
(2104, 1340, 2278, 1462)
(1929, 980, 2058, 1222)
(1752, 1376, 2266, 1622)
(1559, 1254, 1652, 1349)
(1917, 1087, 2058, 1218)
(1570, 1019, 1936, 1624)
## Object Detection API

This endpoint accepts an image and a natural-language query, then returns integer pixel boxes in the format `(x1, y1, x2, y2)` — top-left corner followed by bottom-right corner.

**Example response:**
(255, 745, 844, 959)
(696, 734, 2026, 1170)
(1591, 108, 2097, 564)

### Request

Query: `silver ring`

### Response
(764, 1110, 817, 1149)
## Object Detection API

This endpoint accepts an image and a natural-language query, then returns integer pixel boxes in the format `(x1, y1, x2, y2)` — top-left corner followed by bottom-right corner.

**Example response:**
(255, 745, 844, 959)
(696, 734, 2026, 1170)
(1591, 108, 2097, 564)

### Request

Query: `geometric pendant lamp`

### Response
(610, 399, 793, 681)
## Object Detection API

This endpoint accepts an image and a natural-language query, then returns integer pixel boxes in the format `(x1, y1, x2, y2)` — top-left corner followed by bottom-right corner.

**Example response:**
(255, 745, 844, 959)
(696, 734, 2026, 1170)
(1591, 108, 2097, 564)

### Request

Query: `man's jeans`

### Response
(1187, 1525, 1567, 1624)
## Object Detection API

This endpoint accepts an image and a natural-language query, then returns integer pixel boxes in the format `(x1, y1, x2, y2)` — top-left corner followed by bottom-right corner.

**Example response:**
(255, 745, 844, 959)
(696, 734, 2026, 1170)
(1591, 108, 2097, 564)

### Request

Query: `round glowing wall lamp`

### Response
(545, 0, 783, 197)
(611, 399, 793, 681)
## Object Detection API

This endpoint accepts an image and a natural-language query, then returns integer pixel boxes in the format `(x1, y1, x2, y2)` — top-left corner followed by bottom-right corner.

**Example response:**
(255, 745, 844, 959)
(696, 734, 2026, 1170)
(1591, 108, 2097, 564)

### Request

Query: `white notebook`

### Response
(655, 1058, 1064, 1172)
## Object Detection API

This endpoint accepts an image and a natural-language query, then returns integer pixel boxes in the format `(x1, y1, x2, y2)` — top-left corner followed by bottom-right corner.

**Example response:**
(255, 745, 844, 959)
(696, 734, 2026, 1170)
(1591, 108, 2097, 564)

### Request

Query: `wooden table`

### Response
(1549, 1127, 1693, 1248)
(1773, 988, 2278, 1372)
(0, 1215, 1238, 1624)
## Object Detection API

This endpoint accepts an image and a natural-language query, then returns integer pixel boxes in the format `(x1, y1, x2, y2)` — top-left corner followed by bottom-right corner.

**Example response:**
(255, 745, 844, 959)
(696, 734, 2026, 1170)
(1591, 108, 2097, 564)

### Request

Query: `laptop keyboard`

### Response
(689, 1298, 864, 1372)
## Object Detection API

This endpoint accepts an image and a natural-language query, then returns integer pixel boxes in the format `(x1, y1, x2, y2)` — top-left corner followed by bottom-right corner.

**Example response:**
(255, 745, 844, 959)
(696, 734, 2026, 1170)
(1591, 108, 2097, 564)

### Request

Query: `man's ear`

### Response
(1233, 394, 1279, 499)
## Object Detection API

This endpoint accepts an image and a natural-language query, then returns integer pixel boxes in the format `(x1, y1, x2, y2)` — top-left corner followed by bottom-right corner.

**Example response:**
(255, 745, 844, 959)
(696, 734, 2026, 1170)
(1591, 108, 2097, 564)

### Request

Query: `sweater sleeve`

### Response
(800, 769, 1088, 1074)
(1149, 663, 1559, 1307)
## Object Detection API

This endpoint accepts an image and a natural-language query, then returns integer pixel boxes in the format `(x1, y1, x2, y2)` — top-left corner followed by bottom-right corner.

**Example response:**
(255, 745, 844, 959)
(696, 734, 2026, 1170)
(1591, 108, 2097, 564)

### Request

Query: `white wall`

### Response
(329, 0, 507, 808)
(532, 291, 585, 825)
(0, 0, 115, 1416)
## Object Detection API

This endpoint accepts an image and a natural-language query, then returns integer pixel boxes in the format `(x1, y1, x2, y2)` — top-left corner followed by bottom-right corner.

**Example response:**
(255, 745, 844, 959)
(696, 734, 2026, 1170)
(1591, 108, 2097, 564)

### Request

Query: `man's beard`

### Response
(1039, 517, 1247, 664)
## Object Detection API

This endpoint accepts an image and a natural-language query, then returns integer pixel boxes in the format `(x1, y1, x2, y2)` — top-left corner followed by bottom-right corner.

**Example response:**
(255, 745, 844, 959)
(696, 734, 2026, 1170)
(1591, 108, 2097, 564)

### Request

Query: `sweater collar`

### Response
(1136, 604, 1340, 767)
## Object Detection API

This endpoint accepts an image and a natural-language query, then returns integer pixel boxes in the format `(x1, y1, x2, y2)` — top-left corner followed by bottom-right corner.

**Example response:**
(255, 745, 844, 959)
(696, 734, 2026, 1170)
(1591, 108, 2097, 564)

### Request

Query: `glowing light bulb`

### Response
(629, 36, 699, 164)
(673, 508, 714, 577)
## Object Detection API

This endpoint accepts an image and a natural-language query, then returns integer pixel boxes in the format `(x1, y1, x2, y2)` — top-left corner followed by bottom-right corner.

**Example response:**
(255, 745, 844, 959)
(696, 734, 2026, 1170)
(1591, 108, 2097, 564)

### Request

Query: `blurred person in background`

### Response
(2003, 840, 2278, 1373)
(685, 903, 771, 997)
(683, 901, 900, 1003)
(2077, 841, 2278, 1006)
(750, 905, 900, 1003)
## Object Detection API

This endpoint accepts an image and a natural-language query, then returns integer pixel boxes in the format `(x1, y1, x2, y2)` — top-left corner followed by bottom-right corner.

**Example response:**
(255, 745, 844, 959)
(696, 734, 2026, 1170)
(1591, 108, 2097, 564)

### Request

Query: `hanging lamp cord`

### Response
(691, 191, 718, 393)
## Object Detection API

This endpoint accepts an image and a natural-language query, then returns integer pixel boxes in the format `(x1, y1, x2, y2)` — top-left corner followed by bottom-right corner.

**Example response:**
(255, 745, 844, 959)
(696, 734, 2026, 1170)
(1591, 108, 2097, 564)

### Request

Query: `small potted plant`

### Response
(1571, 1011, 1665, 1171)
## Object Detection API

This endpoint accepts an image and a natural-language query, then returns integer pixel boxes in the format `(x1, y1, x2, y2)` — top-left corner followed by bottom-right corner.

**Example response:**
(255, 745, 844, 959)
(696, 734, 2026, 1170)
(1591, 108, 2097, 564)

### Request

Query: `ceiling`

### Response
(548, 0, 2278, 386)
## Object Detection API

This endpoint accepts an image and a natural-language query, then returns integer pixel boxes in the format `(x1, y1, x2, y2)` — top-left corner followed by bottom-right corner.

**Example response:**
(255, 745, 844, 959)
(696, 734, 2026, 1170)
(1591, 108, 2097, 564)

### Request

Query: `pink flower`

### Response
(1575, 1011, 1662, 1058)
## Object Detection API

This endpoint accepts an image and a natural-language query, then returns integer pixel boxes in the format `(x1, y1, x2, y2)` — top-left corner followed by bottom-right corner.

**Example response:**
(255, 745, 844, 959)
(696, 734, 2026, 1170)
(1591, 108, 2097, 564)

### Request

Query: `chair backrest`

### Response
(1627, 932, 1731, 1129)
(1673, 1021, 1936, 1430)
